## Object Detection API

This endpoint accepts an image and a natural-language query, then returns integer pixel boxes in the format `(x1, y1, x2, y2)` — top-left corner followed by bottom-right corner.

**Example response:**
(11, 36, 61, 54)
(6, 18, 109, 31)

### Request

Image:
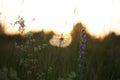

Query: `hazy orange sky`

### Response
(0, 0, 120, 37)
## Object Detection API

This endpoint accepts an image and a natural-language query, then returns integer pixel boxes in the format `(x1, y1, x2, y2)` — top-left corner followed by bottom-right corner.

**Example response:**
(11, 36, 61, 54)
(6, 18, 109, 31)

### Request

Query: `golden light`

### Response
(74, 0, 113, 38)
(50, 34, 72, 47)
(0, 0, 120, 38)
(0, 0, 75, 35)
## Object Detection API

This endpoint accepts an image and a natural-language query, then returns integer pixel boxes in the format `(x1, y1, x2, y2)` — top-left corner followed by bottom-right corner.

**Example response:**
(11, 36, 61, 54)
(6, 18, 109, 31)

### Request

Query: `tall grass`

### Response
(0, 22, 120, 80)
(0, 25, 81, 80)
(0, 20, 84, 80)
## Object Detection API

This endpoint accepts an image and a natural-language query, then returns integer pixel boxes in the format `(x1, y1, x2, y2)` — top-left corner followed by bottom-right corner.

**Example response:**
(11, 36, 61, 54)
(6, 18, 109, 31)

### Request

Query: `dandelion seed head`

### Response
(49, 34, 72, 47)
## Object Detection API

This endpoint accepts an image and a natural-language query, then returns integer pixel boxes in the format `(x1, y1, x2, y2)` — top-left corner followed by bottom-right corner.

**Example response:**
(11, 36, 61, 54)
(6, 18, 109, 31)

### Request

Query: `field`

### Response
(0, 23, 120, 80)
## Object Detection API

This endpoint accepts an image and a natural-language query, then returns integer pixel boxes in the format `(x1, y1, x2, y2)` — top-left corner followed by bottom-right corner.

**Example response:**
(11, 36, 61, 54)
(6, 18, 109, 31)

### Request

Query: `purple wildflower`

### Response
(78, 28, 86, 62)
(77, 28, 86, 79)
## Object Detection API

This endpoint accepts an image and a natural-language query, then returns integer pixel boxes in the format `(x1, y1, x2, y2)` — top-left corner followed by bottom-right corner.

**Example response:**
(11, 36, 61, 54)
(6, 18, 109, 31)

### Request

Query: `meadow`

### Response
(0, 22, 120, 80)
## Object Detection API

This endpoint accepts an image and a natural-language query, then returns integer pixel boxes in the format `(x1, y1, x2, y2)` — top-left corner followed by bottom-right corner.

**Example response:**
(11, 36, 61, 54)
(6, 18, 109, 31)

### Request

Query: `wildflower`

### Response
(77, 28, 86, 79)
(49, 34, 72, 48)
(79, 28, 86, 62)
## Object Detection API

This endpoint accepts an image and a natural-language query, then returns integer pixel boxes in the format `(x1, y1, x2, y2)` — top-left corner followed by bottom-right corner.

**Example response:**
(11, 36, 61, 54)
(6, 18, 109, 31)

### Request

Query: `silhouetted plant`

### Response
(14, 16, 25, 34)
(77, 28, 86, 80)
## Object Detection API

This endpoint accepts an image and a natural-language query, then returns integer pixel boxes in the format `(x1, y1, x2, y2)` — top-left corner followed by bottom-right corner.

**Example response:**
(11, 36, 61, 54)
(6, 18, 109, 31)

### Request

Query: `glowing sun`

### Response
(0, 0, 120, 38)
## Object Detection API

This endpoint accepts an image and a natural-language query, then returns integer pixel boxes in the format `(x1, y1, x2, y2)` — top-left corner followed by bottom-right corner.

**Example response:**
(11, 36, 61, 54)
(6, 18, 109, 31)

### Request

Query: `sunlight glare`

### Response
(0, 0, 120, 38)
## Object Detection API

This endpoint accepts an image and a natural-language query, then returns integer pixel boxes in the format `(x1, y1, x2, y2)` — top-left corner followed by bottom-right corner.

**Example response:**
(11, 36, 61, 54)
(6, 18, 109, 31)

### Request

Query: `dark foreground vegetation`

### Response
(0, 23, 120, 80)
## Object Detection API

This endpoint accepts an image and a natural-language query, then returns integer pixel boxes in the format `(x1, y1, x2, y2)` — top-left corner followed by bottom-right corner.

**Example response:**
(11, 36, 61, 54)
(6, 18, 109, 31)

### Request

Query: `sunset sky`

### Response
(0, 0, 120, 38)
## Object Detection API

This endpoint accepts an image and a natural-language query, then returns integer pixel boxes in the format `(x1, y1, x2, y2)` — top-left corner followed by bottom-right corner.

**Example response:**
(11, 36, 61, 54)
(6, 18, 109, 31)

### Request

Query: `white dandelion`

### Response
(49, 34, 72, 48)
